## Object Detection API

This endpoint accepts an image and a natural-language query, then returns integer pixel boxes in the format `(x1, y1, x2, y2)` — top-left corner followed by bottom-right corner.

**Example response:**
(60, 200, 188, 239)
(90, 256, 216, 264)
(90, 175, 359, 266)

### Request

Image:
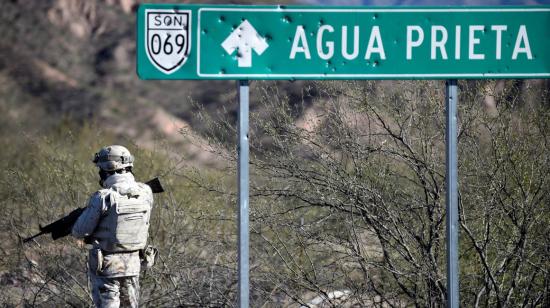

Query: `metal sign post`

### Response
(237, 80, 250, 308)
(445, 79, 459, 308)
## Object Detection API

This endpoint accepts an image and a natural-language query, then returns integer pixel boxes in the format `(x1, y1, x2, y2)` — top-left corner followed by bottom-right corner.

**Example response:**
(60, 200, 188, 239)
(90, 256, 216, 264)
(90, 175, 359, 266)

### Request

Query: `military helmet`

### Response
(93, 145, 134, 171)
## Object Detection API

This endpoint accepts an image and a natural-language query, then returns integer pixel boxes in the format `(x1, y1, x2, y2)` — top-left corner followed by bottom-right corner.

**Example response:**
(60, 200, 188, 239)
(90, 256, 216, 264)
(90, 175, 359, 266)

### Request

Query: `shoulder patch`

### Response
(96, 189, 111, 197)
(87, 189, 112, 212)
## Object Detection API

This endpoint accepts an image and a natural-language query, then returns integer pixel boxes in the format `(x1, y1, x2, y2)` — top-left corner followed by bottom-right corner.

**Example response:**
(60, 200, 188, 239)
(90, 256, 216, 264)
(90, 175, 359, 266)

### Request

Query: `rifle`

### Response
(23, 177, 164, 243)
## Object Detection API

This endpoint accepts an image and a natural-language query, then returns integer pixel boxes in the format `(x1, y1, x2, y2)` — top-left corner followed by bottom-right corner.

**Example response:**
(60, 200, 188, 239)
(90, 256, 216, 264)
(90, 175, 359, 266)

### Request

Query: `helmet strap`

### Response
(98, 169, 114, 187)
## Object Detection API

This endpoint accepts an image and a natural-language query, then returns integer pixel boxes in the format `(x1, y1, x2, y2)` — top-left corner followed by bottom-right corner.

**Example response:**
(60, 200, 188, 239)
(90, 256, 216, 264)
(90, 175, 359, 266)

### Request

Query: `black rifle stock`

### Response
(144, 177, 164, 194)
(23, 177, 164, 243)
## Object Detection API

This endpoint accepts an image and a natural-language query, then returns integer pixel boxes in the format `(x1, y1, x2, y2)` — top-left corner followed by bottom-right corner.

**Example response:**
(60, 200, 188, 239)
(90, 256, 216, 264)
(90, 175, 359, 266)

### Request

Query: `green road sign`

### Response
(137, 5, 550, 80)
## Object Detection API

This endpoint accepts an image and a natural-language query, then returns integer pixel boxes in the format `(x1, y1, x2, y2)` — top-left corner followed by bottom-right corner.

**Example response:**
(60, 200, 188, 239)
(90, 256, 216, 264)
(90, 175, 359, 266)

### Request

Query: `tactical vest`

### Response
(92, 184, 151, 252)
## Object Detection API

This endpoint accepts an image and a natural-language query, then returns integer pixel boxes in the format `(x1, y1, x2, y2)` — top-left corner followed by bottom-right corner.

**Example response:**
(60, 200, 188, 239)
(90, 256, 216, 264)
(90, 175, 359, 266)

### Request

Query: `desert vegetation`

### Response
(1, 1, 548, 307)
(1, 79, 549, 307)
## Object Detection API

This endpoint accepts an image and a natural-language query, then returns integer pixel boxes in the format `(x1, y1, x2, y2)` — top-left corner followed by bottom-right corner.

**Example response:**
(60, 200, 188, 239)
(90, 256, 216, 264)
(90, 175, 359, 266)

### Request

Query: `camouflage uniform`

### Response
(73, 172, 153, 308)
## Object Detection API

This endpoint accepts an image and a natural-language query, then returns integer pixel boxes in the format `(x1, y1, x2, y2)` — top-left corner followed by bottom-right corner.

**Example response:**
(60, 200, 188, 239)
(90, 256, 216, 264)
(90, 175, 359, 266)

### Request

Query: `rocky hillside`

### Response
(1, 0, 548, 164)
(0, 0, 307, 164)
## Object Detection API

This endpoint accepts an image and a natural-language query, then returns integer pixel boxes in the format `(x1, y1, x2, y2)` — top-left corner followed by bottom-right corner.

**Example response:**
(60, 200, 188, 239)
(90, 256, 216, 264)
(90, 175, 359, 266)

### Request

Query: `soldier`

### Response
(72, 145, 153, 308)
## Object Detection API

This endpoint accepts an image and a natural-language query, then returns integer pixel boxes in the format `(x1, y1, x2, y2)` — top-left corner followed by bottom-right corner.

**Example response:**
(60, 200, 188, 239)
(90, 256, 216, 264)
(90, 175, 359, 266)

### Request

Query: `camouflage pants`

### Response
(90, 274, 140, 308)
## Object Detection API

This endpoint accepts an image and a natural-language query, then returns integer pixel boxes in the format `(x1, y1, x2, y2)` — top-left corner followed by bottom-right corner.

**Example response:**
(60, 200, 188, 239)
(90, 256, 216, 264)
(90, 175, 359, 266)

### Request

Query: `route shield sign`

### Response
(145, 9, 191, 74)
(137, 4, 550, 80)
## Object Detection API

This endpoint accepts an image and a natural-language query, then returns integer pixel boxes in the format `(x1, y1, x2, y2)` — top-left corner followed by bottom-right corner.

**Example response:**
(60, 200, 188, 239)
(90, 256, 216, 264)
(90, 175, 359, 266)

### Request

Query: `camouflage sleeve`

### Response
(139, 182, 154, 207)
(71, 191, 107, 238)
(146, 184, 154, 207)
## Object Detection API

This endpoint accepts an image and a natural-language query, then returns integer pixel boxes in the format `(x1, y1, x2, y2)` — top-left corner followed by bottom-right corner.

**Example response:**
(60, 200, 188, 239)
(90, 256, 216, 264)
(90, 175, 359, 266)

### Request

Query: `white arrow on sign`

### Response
(221, 20, 269, 67)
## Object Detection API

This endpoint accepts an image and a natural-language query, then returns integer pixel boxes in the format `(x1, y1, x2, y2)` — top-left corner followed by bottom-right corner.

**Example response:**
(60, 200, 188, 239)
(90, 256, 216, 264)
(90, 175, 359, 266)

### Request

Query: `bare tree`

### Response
(1, 80, 548, 307)
(194, 80, 549, 307)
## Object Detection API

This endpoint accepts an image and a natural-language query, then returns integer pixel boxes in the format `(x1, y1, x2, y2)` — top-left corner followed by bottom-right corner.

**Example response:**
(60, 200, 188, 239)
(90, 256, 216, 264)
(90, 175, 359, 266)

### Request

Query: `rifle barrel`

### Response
(23, 231, 46, 243)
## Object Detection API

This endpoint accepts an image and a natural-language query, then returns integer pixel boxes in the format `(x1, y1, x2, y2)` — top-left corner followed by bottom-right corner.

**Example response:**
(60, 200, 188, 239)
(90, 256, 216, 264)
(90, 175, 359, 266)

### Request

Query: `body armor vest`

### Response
(92, 183, 151, 252)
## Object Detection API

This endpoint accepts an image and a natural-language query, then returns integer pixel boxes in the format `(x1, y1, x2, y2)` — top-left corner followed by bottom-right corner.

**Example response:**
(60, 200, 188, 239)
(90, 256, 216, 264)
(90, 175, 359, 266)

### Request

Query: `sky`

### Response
(303, 0, 550, 5)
